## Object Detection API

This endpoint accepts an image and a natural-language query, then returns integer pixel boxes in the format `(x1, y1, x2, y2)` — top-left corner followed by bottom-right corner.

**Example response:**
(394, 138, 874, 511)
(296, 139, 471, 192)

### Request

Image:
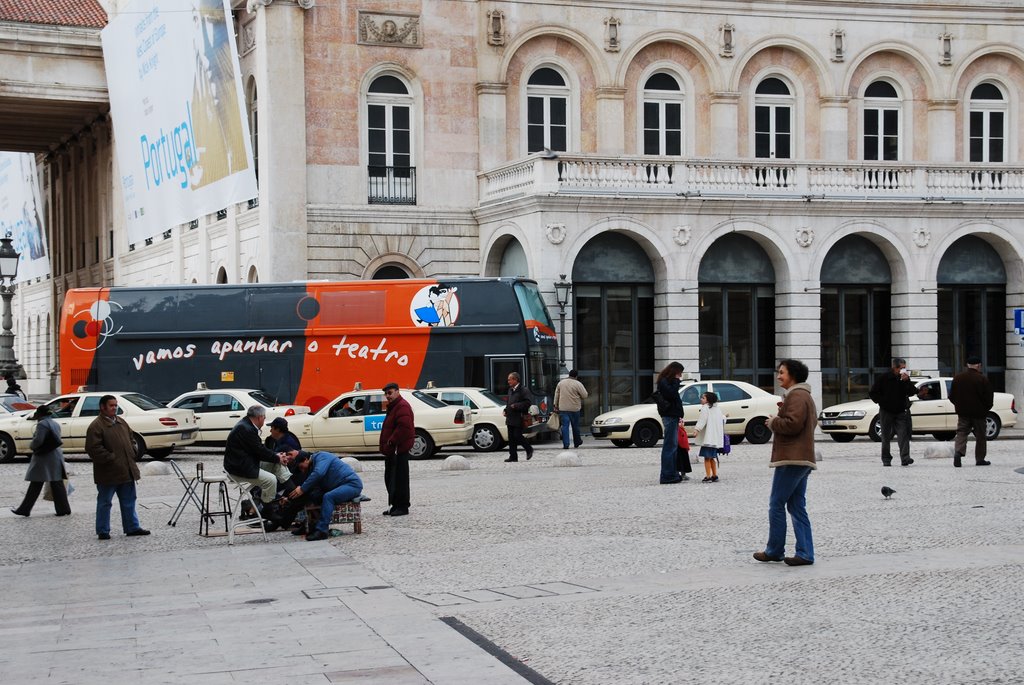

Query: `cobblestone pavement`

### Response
(2, 432, 1022, 683)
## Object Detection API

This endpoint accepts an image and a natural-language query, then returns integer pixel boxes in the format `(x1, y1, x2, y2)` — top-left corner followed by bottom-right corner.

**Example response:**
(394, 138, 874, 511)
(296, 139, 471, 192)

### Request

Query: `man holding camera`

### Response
(868, 357, 918, 467)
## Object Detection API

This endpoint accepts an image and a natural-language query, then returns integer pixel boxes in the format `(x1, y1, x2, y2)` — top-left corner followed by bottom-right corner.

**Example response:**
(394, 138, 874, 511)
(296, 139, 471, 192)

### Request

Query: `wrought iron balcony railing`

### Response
(368, 166, 416, 205)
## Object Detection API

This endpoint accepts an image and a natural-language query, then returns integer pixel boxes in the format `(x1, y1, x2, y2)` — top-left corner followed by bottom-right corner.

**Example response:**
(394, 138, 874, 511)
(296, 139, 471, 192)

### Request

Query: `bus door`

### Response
(487, 356, 526, 400)
(259, 359, 293, 405)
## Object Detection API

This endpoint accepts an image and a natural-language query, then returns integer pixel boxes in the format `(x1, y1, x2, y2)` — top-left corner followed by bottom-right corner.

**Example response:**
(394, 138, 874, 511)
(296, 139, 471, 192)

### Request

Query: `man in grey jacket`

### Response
(554, 369, 589, 449)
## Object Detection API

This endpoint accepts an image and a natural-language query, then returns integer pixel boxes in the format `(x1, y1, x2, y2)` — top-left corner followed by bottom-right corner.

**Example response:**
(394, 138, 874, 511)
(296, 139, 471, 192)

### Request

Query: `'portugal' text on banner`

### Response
(101, 0, 257, 245)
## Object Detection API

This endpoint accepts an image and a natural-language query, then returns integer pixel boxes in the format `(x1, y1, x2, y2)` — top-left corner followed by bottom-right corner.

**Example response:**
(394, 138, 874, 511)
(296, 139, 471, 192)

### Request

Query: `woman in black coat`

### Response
(11, 405, 70, 517)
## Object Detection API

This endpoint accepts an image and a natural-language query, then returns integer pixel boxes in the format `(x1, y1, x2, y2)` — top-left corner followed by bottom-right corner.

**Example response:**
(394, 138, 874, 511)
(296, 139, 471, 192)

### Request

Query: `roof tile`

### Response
(0, 0, 107, 29)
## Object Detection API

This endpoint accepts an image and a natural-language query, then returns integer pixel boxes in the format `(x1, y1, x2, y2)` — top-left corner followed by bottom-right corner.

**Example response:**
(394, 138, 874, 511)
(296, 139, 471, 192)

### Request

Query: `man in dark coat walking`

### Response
(379, 383, 414, 516)
(503, 371, 534, 462)
(85, 395, 149, 539)
(868, 357, 918, 466)
(949, 355, 995, 467)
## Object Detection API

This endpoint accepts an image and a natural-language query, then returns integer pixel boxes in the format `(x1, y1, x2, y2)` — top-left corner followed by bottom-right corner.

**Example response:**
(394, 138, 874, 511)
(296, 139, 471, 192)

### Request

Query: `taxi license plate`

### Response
(181, 431, 193, 439)
(821, 419, 836, 426)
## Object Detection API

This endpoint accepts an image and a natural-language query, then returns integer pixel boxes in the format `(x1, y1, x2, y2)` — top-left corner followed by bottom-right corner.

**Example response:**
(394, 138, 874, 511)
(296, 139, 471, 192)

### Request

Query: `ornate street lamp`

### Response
(553, 274, 572, 375)
(0, 236, 25, 381)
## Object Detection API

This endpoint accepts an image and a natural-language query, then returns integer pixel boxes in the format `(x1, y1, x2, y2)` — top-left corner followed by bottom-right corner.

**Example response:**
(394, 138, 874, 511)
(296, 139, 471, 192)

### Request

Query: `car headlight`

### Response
(603, 417, 622, 424)
(837, 410, 866, 419)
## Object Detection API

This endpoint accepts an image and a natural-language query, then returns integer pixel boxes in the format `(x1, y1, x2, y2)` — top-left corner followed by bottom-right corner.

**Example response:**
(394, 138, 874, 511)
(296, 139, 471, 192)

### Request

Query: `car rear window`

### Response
(123, 393, 166, 410)
(247, 390, 278, 407)
(411, 391, 447, 408)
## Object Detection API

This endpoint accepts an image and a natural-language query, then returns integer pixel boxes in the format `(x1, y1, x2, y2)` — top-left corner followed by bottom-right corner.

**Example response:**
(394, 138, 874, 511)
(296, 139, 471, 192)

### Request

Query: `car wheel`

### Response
(829, 433, 856, 443)
(631, 420, 662, 448)
(611, 439, 633, 447)
(148, 447, 172, 460)
(729, 434, 745, 445)
(744, 418, 772, 445)
(472, 424, 503, 452)
(409, 429, 435, 459)
(931, 432, 955, 442)
(868, 417, 882, 442)
(131, 432, 146, 461)
(0, 433, 16, 461)
(985, 413, 1001, 440)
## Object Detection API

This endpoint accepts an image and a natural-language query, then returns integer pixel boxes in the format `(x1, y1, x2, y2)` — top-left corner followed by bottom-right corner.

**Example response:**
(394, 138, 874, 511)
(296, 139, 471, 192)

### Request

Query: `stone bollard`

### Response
(553, 450, 582, 467)
(815, 448, 823, 463)
(923, 443, 955, 460)
(441, 454, 471, 471)
(142, 461, 172, 476)
(342, 456, 363, 472)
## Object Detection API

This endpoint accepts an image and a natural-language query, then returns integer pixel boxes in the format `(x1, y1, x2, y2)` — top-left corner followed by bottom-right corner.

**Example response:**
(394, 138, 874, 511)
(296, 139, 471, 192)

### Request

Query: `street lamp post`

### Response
(0, 236, 24, 381)
(554, 274, 572, 375)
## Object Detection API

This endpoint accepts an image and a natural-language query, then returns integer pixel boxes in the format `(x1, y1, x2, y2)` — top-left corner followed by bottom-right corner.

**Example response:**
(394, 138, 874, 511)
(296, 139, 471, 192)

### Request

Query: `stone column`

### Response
(774, 283, 823, 402)
(656, 280, 697, 371)
(928, 100, 958, 163)
(819, 96, 850, 162)
(709, 92, 739, 158)
(899, 286, 939, 377)
(251, 0, 310, 281)
(595, 87, 626, 155)
(477, 82, 507, 172)
(1005, 289, 1024, 407)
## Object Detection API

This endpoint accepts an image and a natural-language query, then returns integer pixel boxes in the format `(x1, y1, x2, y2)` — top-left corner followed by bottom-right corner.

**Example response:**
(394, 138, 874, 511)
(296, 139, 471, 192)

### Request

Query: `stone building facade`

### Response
(11, 0, 1024, 422)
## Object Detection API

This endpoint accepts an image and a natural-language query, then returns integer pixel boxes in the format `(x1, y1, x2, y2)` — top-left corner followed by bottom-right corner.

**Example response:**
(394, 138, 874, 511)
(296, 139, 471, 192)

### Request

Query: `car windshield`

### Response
(247, 390, 278, 407)
(122, 393, 166, 410)
(411, 391, 447, 408)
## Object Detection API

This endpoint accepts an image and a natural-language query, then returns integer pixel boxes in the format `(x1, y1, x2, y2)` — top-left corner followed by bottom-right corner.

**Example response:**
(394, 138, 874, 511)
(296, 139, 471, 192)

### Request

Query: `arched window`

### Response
(246, 265, 259, 283)
(863, 80, 901, 161)
(526, 67, 569, 153)
(754, 77, 793, 159)
(969, 82, 1006, 163)
(372, 265, 409, 279)
(367, 74, 415, 204)
(216, 267, 228, 284)
(642, 72, 683, 156)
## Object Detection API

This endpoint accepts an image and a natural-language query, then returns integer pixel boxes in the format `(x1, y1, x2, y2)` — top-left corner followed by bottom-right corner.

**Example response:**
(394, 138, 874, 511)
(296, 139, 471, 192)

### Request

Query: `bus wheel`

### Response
(472, 424, 502, 452)
(631, 420, 662, 448)
(611, 439, 632, 448)
(131, 433, 146, 461)
(0, 433, 16, 461)
(148, 447, 172, 460)
(410, 430, 434, 459)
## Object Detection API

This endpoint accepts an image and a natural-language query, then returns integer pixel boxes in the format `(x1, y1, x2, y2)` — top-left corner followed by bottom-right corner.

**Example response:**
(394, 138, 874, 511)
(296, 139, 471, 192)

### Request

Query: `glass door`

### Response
(937, 287, 1006, 390)
(698, 285, 776, 391)
(820, 287, 891, 407)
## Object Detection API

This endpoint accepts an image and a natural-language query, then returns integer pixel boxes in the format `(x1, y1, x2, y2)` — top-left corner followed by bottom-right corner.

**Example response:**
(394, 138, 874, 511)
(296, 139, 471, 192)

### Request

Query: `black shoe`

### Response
(574, 443, 583, 449)
(388, 508, 409, 517)
(976, 459, 991, 466)
(10, 508, 29, 517)
(291, 525, 307, 536)
(660, 476, 683, 484)
(680, 475, 690, 481)
(55, 511, 71, 517)
(954, 454, 962, 468)
(901, 458, 914, 466)
(264, 519, 282, 533)
(784, 556, 814, 566)
(306, 530, 328, 541)
(382, 508, 392, 516)
(882, 460, 892, 467)
(526, 450, 533, 461)
(126, 528, 151, 537)
(711, 476, 719, 482)
(504, 457, 518, 462)
(98, 533, 111, 540)
(702, 477, 711, 482)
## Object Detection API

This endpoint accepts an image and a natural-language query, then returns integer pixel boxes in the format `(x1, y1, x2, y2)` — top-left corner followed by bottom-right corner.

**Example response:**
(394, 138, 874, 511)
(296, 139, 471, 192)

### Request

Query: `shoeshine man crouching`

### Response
(280, 450, 363, 541)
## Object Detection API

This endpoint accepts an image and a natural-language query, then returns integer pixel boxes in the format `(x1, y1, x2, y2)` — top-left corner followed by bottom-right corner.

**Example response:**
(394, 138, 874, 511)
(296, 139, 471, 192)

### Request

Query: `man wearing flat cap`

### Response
(949, 355, 994, 468)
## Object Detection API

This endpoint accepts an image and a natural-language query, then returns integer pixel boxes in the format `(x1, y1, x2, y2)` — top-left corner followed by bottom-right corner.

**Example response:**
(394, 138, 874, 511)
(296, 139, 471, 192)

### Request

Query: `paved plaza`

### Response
(2, 432, 1023, 684)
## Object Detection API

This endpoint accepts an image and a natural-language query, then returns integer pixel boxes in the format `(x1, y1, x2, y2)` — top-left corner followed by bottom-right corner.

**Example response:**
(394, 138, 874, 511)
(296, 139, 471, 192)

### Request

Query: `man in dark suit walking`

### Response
(504, 372, 534, 462)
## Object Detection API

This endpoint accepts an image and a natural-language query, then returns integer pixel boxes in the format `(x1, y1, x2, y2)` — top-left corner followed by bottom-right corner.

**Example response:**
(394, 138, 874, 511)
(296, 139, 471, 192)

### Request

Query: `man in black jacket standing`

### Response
(949, 355, 994, 468)
(224, 405, 295, 518)
(868, 357, 918, 466)
(504, 372, 534, 462)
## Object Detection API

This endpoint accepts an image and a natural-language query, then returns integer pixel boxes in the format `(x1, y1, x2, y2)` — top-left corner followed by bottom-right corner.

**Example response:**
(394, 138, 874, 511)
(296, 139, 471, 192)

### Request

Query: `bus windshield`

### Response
(514, 282, 555, 330)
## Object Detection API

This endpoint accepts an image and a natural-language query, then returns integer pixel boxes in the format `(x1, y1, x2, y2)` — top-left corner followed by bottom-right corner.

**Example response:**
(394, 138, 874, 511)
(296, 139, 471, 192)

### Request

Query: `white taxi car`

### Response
(590, 380, 782, 447)
(419, 386, 510, 451)
(287, 388, 473, 459)
(0, 391, 197, 461)
(167, 387, 310, 445)
(818, 377, 1017, 442)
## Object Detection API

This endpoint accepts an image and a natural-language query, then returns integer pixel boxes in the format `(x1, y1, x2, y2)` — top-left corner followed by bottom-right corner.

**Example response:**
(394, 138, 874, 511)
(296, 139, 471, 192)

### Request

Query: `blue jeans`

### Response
(314, 482, 363, 534)
(559, 411, 582, 448)
(660, 417, 680, 482)
(765, 466, 814, 561)
(96, 481, 142, 535)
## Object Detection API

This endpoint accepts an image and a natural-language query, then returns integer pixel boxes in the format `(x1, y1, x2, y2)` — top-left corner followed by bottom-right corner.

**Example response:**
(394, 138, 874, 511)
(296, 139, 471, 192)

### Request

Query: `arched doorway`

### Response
(573, 233, 655, 421)
(937, 235, 1006, 389)
(820, 236, 892, 407)
(498, 238, 528, 277)
(698, 234, 776, 390)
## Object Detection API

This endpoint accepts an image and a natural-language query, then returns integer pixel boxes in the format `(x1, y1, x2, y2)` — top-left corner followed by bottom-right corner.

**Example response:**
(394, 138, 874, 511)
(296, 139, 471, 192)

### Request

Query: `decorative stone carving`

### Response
(545, 223, 566, 244)
(358, 12, 421, 48)
(795, 227, 814, 247)
(241, 22, 256, 56)
(604, 17, 620, 52)
(913, 227, 931, 247)
(673, 225, 691, 246)
(719, 23, 735, 58)
(247, 0, 315, 13)
(830, 29, 845, 62)
(938, 33, 952, 66)
(487, 10, 505, 46)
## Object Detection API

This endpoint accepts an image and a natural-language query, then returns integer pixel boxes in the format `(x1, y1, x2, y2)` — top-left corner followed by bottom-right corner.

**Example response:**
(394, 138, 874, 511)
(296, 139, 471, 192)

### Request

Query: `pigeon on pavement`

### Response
(881, 486, 896, 499)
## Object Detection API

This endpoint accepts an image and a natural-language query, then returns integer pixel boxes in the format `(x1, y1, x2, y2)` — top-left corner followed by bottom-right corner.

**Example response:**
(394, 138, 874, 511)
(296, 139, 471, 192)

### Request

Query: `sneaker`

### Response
(753, 551, 783, 562)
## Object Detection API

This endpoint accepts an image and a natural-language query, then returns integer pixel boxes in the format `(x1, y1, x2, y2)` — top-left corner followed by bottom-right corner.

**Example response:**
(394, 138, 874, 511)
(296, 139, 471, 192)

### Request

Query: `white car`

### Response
(287, 388, 473, 459)
(590, 380, 782, 447)
(0, 391, 197, 461)
(819, 377, 1017, 442)
(419, 386, 511, 451)
(167, 387, 310, 445)
(0, 393, 35, 414)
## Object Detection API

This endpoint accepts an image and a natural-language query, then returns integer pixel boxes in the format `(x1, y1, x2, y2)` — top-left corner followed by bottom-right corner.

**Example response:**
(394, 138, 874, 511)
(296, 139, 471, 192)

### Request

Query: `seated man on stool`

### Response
(224, 406, 297, 521)
(279, 450, 363, 541)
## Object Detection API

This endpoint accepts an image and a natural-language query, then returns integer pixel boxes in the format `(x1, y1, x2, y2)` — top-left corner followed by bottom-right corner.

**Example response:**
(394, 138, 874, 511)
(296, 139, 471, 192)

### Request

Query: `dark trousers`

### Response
(676, 448, 693, 474)
(879, 408, 912, 463)
(14, 480, 70, 516)
(384, 451, 410, 509)
(954, 416, 988, 461)
(507, 425, 533, 460)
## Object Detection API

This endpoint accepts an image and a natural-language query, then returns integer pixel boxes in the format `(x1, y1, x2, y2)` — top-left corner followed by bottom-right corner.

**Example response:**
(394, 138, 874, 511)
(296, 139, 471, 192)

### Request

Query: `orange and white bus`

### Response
(60, 278, 559, 414)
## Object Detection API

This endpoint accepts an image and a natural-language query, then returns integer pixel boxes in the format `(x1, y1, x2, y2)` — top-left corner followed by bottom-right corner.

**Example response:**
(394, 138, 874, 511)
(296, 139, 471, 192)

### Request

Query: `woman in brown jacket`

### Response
(753, 359, 817, 566)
